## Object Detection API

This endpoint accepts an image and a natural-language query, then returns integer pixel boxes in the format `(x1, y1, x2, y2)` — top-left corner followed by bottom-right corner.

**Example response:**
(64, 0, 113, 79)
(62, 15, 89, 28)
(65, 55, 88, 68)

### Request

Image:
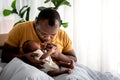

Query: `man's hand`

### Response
(50, 45, 77, 63)
(23, 53, 45, 68)
(43, 43, 58, 55)
(50, 45, 59, 58)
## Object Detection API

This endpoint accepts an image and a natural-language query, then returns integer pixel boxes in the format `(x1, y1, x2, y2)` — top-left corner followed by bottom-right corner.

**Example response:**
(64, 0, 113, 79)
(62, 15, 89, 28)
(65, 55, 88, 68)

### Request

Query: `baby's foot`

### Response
(66, 69, 72, 74)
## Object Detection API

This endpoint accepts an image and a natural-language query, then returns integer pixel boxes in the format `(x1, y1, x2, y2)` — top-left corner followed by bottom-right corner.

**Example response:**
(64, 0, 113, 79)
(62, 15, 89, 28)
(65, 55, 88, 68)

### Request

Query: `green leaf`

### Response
(44, 0, 50, 3)
(25, 7, 30, 21)
(51, 0, 58, 6)
(53, 0, 71, 10)
(61, 22, 68, 28)
(3, 9, 11, 16)
(37, 7, 54, 11)
(19, 6, 29, 18)
(11, 0, 16, 9)
(11, 9, 18, 14)
(62, 0, 71, 7)
(37, 6, 46, 11)
(18, 6, 30, 21)
(19, 6, 28, 14)
(14, 19, 25, 26)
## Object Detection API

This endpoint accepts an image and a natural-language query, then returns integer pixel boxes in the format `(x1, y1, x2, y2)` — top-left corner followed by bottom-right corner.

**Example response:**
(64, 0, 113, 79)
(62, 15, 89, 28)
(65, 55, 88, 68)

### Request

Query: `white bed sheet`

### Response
(1, 57, 120, 80)
(0, 57, 53, 80)
(0, 59, 6, 73)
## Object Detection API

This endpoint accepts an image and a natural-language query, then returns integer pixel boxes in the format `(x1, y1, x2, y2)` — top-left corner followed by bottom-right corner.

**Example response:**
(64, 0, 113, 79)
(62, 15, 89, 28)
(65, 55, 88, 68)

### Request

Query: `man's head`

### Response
(35, 8, 61, 43)
(36, 8, 61, 26)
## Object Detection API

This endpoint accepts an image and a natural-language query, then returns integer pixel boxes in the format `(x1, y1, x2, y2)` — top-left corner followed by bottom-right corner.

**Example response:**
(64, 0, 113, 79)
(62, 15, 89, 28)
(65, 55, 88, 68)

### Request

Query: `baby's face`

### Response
(32, 42, 41, 50)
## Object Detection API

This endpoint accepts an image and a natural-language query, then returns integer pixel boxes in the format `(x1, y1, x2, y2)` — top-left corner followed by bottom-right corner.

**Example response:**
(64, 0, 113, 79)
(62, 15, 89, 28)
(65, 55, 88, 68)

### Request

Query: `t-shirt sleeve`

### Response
(62, 31, 73, 52)
(6, 24, 22, 47)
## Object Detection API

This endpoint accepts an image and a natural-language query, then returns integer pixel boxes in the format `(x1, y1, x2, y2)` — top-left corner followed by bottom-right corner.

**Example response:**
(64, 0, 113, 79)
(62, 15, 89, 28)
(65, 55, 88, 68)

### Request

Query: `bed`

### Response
(0, 34, 120, 80)
(0, 34, 8, 72)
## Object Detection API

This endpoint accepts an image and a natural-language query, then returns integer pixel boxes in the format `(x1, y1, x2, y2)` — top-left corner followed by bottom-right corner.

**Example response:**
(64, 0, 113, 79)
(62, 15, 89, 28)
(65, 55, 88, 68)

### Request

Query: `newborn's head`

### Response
(22, 40, 41, 53)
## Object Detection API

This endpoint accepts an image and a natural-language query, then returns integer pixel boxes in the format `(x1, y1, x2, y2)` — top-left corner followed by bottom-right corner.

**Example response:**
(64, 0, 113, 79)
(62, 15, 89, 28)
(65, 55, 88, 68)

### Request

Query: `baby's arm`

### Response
(40, 46, 56, 59)
(40, 51, 52, 59)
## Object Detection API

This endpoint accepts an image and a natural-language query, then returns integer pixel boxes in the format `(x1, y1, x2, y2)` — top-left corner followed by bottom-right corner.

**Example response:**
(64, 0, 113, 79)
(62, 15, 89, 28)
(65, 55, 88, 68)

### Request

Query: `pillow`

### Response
(0, 62, 7, 73)
(0, 67, 2, 73)
(0, 57, 54, 80)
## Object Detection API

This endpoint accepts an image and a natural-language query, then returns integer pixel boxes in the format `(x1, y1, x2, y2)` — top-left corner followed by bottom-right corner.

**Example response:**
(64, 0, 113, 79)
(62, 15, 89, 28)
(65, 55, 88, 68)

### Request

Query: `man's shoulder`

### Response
(16, 21, 34, 26)
(13, 21, 34, 29)
(57, 29, 68, 37)
(58, 29, 66, 34)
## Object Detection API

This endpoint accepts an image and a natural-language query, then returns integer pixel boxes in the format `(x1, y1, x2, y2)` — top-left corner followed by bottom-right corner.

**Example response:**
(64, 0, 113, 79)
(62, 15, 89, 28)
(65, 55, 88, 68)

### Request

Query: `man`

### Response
(1, 8, 77, 79)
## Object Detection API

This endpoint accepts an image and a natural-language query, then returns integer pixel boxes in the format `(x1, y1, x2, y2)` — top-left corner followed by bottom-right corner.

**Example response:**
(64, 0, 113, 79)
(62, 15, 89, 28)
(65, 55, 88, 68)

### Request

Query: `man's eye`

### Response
(52, 34, 56, 36)
(41, 33, 47, 35)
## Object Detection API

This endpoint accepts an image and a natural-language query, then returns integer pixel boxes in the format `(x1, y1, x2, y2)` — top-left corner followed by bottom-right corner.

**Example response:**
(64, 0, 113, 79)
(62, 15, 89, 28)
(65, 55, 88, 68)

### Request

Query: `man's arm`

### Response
(62, 50, 77, 62)
(40, 46, 56, 59)
(1, 43, 46, 69)
(51, 49, 77, 63)
(60, 50, 77, 63)
(1, 43, 23, 63)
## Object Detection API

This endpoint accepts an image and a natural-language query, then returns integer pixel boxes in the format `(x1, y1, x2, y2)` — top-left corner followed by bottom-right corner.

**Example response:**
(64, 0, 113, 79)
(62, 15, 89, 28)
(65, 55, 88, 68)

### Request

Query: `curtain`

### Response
(70, 0, 120, 74)
(0, 0, 46, 34)
(0, 0, 14, 34)
(0, 0, 120, 74)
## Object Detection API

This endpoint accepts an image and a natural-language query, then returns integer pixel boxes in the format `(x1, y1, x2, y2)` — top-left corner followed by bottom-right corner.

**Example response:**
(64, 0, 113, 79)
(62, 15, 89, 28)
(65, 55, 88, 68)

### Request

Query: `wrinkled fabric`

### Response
(0, 57, 120, 80)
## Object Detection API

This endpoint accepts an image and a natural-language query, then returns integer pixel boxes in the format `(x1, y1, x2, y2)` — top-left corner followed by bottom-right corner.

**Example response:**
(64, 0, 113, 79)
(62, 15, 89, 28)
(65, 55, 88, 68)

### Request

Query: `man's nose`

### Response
(45, 35, 51, 40)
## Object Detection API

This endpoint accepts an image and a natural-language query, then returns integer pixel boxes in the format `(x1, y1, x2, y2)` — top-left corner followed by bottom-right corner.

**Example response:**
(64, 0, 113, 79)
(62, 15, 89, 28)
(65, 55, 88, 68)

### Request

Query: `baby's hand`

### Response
(46, 46, 57, 55)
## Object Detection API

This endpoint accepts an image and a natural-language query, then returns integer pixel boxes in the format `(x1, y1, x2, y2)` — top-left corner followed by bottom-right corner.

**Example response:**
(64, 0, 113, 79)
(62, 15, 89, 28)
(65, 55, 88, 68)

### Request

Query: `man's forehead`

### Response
(39, 19, 60, 26)
(38, 20, 59, 33)
(40, 26, 59, 34)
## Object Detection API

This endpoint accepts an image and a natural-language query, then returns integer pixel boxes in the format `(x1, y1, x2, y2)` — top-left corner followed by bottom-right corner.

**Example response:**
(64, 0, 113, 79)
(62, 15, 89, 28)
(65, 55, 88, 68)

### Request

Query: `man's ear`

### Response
(35, 17, 38, 21)
(60, 20, 62, 27)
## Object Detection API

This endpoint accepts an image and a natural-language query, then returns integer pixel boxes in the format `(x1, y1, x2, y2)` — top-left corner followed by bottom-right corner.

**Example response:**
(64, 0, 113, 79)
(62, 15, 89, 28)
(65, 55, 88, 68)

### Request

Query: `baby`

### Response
(22, 40, 74, 76)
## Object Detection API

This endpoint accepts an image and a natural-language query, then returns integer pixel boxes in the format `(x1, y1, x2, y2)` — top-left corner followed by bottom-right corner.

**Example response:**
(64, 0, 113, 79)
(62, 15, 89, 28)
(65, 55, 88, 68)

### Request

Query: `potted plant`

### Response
(3, 0, 71, 28)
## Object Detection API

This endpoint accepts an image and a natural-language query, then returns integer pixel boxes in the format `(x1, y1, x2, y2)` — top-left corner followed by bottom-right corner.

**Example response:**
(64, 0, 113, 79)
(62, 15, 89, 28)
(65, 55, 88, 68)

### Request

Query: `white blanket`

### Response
(0, 57, 53, 80)
(1, 57, 120, 80)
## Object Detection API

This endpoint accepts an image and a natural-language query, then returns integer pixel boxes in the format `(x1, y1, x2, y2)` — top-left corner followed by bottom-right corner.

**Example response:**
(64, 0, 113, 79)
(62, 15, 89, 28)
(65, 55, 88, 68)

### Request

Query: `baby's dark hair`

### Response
(36, 8, 61, 26)
(22, 40, 36, 53)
